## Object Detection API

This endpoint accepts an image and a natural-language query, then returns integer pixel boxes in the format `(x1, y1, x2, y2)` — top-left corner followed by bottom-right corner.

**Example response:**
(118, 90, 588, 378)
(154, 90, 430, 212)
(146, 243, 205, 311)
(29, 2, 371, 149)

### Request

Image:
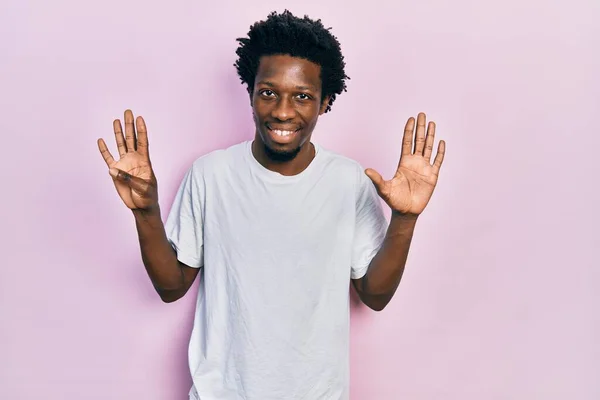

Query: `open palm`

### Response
(97, 110, 157, 210)
(366, 113, 446, 216)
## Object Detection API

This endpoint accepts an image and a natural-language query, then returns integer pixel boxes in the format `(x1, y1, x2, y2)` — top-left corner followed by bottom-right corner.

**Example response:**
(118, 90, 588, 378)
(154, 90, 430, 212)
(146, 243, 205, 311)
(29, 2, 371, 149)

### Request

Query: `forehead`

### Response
(255, 55, 322, 90)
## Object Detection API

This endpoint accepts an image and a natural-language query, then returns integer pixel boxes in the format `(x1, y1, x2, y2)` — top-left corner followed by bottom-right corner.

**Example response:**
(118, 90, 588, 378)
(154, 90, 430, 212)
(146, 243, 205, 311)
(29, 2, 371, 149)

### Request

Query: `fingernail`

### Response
(109, 168, 118, 178)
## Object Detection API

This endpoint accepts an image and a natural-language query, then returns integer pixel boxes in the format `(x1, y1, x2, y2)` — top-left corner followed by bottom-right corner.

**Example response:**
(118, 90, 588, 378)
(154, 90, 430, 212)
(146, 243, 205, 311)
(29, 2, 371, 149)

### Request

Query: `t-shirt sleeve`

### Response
(164, 163, 205, 269)
(351, 166, 388, 279)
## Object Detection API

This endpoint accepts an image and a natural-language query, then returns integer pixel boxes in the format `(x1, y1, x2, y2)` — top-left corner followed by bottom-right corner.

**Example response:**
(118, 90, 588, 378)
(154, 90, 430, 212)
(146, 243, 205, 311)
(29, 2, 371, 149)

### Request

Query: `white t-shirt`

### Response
(165, 140, 387, 400)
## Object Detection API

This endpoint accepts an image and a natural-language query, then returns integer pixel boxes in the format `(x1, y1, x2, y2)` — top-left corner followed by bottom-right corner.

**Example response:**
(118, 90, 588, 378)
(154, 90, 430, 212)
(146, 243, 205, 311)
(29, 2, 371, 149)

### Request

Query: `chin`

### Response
(262, 140, 302, 162)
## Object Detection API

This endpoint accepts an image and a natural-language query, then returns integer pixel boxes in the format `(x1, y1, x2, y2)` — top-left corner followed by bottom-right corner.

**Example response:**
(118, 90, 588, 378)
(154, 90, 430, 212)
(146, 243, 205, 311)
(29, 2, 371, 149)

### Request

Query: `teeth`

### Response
(273, 129, 295, 137)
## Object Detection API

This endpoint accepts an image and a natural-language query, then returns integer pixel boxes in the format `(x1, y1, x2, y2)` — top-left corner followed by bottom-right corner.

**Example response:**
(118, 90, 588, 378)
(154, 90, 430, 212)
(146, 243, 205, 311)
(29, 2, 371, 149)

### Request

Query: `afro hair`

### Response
(234, 10, 349, 113)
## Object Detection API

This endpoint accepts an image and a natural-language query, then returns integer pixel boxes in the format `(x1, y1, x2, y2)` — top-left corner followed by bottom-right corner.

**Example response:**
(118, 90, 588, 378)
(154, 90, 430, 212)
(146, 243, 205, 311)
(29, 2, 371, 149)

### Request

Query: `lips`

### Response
(271, 129, 296, 137)
(266, 123, 301, 143)
(267, 123, 300, 132)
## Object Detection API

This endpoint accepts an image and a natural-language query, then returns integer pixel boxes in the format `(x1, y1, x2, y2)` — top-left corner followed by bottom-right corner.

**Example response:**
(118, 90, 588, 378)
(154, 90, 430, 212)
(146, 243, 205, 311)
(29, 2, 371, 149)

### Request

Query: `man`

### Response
(97, 10, 445, 400)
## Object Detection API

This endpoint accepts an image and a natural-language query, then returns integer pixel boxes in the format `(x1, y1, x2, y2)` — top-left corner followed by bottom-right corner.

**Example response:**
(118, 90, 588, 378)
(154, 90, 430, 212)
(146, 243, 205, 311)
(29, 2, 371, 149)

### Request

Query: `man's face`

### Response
(251, 54, 329, 161)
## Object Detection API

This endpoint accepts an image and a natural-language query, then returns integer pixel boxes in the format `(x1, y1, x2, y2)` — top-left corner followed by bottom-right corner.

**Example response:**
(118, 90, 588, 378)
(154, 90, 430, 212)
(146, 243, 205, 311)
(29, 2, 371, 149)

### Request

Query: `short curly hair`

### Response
(234, 10, 349, 113)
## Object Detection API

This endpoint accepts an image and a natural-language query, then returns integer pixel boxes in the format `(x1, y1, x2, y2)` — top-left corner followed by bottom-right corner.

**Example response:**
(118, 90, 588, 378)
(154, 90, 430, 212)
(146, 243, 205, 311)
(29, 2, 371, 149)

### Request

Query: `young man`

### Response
(97, 10, 445, 400)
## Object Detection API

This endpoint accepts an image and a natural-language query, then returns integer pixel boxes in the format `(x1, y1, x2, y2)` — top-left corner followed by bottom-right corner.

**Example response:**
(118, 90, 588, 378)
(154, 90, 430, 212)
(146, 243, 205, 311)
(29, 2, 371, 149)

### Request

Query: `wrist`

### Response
(386, 211, 418, 238)
(391, 210, 419, 222)
(132, 205, 162, 222)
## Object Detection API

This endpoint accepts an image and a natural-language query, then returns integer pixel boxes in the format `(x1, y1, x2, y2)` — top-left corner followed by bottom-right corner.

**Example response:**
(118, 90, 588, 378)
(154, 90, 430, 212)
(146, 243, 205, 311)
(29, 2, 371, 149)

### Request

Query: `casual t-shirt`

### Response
(164, 140, 388, 400)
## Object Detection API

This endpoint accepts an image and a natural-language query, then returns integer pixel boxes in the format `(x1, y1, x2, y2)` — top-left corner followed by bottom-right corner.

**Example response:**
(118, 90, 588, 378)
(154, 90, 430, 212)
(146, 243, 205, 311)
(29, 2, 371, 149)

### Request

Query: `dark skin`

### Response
(97, 54, 446, 309)
(250, 55, 329, 176)
(97, 113, 197, 303)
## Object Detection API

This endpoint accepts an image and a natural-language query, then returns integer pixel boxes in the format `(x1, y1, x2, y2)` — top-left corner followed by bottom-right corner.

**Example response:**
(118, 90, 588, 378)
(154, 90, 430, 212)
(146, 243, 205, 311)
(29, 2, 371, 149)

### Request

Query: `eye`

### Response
(296, 93, 312, 100)
(260, 89, 276, 98)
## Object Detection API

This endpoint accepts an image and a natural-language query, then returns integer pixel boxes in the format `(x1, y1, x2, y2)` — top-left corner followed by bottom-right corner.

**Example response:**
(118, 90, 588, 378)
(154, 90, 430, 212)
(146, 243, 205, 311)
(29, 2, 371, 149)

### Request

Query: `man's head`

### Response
(234, 10, 348, 161)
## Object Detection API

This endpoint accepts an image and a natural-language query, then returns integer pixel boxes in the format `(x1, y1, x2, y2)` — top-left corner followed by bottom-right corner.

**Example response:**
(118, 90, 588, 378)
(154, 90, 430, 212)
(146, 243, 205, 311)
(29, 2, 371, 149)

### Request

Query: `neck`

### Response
(251, 136, 315, 176)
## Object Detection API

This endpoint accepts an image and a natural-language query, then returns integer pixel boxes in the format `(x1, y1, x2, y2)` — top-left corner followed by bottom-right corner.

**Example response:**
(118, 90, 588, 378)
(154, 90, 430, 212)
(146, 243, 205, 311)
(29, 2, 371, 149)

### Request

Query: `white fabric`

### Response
(164, 140, 387, 400)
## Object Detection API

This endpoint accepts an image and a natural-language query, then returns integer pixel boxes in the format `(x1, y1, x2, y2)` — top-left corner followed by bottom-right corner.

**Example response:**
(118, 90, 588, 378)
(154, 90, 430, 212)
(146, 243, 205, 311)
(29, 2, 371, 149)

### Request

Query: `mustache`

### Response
(265, 122, 302, 131)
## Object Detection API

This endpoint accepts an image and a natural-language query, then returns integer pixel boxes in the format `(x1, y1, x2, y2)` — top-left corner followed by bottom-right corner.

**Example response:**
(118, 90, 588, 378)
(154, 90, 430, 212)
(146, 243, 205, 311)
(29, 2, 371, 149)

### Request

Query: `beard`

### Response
(262, 141, 302, 162)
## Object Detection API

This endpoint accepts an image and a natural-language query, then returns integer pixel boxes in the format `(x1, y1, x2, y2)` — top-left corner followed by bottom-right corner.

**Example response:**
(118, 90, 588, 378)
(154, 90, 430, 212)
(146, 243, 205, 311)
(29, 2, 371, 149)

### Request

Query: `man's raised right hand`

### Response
(97, 109, 159, 211)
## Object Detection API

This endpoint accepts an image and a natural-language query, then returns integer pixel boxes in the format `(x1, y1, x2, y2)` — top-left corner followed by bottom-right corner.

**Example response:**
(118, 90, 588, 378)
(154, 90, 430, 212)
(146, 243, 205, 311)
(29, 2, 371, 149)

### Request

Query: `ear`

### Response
(319, 95, 331, 115)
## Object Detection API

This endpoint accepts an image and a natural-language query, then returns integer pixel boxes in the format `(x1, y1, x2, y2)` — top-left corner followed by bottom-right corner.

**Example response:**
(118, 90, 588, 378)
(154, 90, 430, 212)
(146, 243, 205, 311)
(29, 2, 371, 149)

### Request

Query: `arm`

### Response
(98, 109, 199, 303)
(352, 213, 417, 311)
(133, 207, 199, 303)
(353, 112, 446, 311)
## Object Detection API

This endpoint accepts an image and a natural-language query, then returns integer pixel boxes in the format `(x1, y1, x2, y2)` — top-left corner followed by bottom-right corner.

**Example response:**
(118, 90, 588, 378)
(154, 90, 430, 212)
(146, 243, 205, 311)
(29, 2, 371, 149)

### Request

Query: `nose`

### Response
(271, 96, 295, 121)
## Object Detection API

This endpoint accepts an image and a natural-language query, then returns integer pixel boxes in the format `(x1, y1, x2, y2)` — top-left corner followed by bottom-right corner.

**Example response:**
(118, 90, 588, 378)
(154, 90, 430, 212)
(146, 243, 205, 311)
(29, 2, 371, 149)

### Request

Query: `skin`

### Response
(352, 115, 445, 310)
(97, 113, 197, 303)
(250, 55, 329, 176)
(97, 54, 446, 309)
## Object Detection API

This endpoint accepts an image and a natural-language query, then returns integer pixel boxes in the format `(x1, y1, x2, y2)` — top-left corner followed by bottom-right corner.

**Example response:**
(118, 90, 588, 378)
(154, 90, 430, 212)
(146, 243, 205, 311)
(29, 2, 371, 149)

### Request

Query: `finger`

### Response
(364, 168, 385, 196)
(97, 138, 116, 167)
(414, 112, 427, 155)
(124, 109, 136, 153)
(136, 116, 149, 158)
(400, 117, 415, 160)
(423, 121, 436, 161)
(109, 168, 151, 195)
(113, 119, 127, 157)
(432, 140, 446, 174)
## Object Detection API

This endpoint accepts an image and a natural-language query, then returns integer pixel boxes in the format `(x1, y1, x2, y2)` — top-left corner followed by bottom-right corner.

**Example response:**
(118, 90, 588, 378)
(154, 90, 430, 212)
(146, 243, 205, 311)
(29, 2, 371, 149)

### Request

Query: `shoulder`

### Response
(316, 143, 367, 187)
(316, 145, 380, 205)
(188, 141, 249, 176)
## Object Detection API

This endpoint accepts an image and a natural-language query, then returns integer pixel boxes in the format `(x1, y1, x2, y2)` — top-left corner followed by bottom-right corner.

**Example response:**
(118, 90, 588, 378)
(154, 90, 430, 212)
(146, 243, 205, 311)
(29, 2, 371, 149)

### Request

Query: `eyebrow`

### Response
(257, 81, 316, 91)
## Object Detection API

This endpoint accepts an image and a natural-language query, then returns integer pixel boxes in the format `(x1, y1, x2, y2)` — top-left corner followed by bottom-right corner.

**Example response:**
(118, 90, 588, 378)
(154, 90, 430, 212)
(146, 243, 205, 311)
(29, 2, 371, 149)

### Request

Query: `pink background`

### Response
(1, 0, 599, 398)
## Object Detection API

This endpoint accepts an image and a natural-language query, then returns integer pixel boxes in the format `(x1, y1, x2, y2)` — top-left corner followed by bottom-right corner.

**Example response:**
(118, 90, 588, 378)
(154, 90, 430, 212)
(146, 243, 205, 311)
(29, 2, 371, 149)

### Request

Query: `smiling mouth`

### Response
(266, 124, 301, 138)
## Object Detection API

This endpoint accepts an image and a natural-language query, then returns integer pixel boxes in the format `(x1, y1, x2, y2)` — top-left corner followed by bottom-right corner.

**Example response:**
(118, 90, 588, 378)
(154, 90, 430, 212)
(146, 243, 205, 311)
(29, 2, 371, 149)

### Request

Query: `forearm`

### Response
(133, 207, 186, 293)
(355, 212, 418, 310)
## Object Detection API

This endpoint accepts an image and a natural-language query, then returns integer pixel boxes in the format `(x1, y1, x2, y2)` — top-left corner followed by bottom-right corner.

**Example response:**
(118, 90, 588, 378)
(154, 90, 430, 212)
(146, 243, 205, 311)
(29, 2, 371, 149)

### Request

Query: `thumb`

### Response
(109, 168, 151, 195)
(364, 168, 385, 194)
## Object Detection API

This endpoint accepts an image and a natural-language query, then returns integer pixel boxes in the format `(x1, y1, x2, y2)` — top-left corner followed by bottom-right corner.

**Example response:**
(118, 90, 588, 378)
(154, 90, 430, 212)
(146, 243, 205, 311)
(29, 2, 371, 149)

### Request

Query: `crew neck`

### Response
(245, 140, 322, 183)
